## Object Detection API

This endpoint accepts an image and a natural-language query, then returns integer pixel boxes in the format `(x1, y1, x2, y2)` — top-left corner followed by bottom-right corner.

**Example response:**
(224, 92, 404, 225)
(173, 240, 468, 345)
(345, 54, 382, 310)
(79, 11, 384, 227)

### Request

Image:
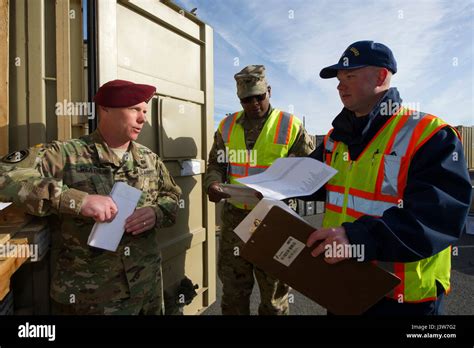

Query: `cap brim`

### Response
(319, 63, 368, 79)
(237, 85, 268, 99)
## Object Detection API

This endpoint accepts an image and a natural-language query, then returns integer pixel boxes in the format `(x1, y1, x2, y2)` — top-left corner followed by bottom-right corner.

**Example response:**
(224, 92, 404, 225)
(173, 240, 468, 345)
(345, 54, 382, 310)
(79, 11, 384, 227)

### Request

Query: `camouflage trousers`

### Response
(51, 294, 163, 315)
(51, 271, 164, 315)
(218, 202, 290, 315)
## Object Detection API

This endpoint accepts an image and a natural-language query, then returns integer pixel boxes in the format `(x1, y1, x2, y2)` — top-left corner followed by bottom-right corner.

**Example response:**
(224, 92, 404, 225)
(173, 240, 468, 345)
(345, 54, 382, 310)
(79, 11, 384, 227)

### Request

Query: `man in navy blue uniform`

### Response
(305, 41, 471, 315)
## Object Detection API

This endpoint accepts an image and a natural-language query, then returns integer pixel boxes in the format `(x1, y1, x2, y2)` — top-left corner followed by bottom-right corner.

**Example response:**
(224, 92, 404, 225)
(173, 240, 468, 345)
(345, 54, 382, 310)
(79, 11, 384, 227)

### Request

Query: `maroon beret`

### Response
(93, 79, 156, 107)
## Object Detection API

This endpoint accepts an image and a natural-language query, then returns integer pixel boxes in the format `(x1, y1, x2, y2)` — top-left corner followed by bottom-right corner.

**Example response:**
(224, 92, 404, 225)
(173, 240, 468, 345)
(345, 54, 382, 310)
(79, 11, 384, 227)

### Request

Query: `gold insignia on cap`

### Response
(350, 47, 360, 56)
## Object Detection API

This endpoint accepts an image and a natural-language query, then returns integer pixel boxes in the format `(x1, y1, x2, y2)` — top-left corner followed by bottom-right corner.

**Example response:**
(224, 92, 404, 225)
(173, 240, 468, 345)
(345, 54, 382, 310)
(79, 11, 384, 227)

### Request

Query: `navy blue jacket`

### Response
(306, 88, 472, 262)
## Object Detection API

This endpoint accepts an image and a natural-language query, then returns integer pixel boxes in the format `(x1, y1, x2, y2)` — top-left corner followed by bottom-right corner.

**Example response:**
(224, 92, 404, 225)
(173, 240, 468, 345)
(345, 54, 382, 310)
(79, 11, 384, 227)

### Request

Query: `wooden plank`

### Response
(0, 233, 10, 245)
(0, 204, 31, 227)
(56, 0, 72, 140)
(0, 0, 9, 156)
(0, 238, 29, 300)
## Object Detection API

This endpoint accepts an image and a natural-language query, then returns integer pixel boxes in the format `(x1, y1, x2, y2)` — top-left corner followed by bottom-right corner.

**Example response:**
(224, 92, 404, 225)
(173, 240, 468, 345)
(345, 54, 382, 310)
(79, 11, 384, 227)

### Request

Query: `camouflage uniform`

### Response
(0, 130, 181, 315)
(204, 105, 314, 315)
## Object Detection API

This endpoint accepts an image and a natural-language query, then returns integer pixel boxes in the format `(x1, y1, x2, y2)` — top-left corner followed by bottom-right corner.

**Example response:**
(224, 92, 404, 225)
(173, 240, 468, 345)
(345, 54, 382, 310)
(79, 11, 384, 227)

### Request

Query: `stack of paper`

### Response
(237, 157, 337, 200)
(233, 157, 337, 241)
(87, 182, 142, 252)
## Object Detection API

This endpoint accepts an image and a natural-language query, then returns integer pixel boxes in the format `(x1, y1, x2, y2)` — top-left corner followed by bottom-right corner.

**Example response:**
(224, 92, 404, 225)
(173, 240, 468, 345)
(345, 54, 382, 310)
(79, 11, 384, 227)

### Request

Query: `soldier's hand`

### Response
(207, 182, 230, 203)
(125, 207, 156, 235)
(80, 195, 118, 222)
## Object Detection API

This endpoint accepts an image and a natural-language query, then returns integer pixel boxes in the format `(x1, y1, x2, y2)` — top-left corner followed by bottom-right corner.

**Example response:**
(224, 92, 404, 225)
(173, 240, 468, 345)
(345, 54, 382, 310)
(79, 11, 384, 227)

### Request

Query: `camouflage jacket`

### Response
(0, 130, 181, 305)
(204, 106, 315, 191)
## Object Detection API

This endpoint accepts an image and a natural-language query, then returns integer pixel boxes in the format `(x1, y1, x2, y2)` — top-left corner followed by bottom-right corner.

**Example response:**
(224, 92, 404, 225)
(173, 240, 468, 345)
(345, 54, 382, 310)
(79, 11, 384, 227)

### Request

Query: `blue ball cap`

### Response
(319, 40, 397, 79)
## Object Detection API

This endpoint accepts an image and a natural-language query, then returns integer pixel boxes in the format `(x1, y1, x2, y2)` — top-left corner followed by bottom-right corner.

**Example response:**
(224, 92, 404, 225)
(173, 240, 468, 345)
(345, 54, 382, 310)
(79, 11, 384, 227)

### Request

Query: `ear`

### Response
(96, 106, 108, 122)
(267, 85, 272, 98)
(376, 68, 389, 86)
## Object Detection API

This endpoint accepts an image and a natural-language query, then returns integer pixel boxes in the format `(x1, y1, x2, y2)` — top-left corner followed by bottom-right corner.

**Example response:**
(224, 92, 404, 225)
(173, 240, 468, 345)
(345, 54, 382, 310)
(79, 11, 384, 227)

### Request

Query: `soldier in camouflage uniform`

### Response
(0, 80, 181, 315)
(204, 65, 315, 315)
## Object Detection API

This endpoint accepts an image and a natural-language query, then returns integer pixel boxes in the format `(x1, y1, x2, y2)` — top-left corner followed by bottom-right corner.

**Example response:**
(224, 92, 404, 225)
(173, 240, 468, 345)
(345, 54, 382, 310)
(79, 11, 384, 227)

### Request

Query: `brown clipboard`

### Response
(241, 206, 401, 315)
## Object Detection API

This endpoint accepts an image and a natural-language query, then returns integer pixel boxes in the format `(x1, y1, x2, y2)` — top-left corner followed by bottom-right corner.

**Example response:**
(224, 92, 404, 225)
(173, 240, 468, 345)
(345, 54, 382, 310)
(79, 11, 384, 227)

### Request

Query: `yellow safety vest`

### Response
(219, 108, 301, 209)
(322, 108, 460, 303)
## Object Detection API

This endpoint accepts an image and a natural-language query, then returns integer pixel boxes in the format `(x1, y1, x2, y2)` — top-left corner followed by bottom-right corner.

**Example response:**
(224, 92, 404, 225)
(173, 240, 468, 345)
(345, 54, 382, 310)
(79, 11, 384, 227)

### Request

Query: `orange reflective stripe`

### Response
(273, 112, 283, 144)
(221, 112, 239, 143)
(272, 112, 294, 145)
(349, 187, 399, 204)
(398, 116, 445, 195)
(346, 207, 380, 219)
(414, 124, 450, 155)
(326, 184, 345, 193)
(404, 114, 437, 160)
(452, 127, 461, 139)
(374, 193, 400, 204)
(392, 263, 405, 300)
(284, 114, 294, 145)
(326, 203, 343, 214)
(349, 187, 375, 200)
(324, 129, 336, 165)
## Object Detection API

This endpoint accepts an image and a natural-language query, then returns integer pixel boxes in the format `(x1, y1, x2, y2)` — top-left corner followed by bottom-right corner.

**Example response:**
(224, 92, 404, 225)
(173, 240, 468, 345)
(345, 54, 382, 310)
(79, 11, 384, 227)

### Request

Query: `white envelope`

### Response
(87, 182, 142, 252)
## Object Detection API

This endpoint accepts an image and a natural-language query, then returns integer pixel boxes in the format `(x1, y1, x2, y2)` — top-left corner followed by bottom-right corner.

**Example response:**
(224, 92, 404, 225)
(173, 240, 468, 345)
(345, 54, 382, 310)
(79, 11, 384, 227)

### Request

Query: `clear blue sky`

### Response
(175, 0, 473, 135)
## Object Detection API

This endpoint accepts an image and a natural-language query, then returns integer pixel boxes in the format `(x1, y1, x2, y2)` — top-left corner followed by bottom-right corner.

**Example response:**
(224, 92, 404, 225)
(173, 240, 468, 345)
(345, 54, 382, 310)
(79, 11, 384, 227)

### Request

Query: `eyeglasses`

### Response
(240, 92, 267, 104)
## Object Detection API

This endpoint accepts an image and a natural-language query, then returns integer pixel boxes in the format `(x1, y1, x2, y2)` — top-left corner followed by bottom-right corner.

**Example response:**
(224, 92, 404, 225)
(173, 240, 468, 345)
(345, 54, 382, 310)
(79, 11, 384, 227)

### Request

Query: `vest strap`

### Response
(274, 112, 294, 145)
(220, 112, 239, 144)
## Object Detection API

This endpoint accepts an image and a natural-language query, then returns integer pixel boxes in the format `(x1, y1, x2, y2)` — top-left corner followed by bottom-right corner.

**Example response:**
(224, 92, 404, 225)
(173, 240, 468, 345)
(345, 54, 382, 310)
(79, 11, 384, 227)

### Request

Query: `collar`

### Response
(89, 129, 146, 168)
(330, 87, 403, 145)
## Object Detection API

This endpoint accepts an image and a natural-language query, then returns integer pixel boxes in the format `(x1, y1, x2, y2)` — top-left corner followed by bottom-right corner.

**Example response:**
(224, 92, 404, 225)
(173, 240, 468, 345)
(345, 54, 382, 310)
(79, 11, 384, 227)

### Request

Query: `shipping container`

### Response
(1, 0, 216, 315)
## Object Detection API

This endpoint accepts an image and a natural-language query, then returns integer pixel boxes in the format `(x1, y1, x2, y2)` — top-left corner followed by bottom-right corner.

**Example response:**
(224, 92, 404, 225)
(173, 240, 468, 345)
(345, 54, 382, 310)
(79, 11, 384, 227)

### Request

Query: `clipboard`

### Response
(241, 206, 401, 315)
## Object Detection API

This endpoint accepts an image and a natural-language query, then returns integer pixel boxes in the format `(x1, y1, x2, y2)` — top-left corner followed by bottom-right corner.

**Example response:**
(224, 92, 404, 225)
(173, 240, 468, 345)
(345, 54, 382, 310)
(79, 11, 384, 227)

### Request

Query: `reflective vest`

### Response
(219, 108, 301, 209)
(322, 108, 459, 303)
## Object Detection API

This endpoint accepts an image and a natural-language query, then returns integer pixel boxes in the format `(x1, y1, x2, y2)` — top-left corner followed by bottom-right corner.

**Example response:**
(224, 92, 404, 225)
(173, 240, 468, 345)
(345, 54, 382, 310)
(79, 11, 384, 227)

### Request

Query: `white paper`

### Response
(0, 202, 12, 211)
(221, 184, 260, 206)
(237, 157, 337, 200)
(87, 182, 142, 252)
(234, 198, 306, 243)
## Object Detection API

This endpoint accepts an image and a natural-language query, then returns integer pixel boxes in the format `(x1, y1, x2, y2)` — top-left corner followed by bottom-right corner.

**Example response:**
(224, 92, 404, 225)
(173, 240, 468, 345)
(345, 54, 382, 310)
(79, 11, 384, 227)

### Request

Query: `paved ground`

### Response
(201, 215, 474, 315)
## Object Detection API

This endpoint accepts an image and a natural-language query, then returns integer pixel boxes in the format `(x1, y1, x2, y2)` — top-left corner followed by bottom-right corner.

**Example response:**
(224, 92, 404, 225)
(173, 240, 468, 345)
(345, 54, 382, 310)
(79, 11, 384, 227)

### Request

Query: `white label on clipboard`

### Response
(273, 236, 305, 267)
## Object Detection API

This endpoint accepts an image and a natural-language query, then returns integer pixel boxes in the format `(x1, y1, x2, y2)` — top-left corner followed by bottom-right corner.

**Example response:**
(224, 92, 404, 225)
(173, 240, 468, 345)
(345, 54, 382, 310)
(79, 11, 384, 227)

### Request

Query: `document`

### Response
(87, 182, 142, 252)
(0, 202, 12, 211)
(221, 184, 260, 206)
(234, 198, 305, 242)
(237, 157, 337, 200)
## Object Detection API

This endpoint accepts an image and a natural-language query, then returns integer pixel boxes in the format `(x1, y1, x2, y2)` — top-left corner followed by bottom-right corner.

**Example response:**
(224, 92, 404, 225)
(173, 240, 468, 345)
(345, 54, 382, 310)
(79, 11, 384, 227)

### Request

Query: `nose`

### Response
(250, 98, 260, 106)
(337, 81, 344, 91)
(137, 111, 146, 124)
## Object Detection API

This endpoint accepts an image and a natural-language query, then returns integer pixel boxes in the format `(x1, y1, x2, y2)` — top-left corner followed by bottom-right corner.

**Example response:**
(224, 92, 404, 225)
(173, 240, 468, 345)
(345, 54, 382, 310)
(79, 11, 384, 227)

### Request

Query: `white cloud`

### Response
(174, 0, 473, 133)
